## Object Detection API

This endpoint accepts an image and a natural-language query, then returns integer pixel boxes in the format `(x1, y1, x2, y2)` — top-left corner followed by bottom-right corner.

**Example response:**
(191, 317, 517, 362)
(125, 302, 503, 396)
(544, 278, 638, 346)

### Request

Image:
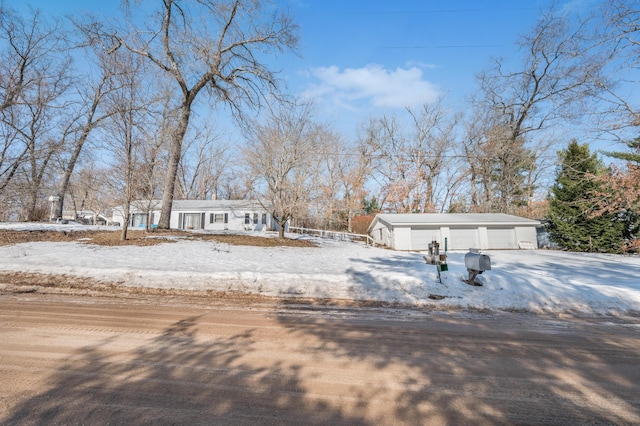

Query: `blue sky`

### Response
(15, 0, 597, 138)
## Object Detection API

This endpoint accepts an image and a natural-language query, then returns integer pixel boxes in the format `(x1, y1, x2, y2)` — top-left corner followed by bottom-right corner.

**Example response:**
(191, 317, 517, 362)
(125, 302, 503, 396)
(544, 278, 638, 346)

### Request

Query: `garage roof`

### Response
(369, 213, 540, 231)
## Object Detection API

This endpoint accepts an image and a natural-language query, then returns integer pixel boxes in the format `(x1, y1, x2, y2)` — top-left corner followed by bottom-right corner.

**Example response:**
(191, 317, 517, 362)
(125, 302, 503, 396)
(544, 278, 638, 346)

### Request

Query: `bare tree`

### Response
(135, 91, 173, 202)
(406, 98, 461, 212)
(340, 141, 372, 232)
(0, 6, 32, 193)
(177, 124, 232, 200)
(0, 119, 26, 197)
(0, 10, 74, 220)
(588, 0, 640, 136)
(93, 0, 298, 229)
(304, 130, 347, 230)
(66, 162, 113, 224)
(101, 49, 154, 240)
(360, 97, 459, 213)
(244, 101, 326, 238)
(360, 115, 412, 213)
(0, 7, 71, 215)
(464, 5, 604, 213)
(52, 39, 123, 219)
(0, 7, 53, 111)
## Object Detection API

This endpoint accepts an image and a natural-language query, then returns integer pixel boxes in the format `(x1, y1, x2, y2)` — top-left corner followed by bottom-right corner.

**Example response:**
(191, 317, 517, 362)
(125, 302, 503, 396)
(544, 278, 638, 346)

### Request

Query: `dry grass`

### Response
(192, 233, 317, 247)
(0, 228, 317, 248)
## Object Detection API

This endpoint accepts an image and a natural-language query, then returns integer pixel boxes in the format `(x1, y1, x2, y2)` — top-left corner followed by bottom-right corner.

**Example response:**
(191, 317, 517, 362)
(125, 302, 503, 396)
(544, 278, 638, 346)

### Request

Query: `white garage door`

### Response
(449, 227, 479, 250)
(487, 227, 517, 249)
(410, 227, 440, 251)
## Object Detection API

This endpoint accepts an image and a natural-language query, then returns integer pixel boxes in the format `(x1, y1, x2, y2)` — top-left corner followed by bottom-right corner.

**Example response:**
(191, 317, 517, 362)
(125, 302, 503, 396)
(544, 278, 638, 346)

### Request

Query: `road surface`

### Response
(1, 292, 639, 425)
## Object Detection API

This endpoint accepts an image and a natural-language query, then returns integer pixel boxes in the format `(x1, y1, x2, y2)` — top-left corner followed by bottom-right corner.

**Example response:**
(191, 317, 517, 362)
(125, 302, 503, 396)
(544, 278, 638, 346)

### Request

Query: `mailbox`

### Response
(464, 252, 491, 272)
(464, 252, 491, 286)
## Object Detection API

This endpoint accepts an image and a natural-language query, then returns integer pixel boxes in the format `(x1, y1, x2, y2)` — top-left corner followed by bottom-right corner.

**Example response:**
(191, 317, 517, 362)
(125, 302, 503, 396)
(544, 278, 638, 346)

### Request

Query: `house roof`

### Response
(114, 199, 271, 212)
(171, 200, 269, 211)
(368, 213, 540, 232)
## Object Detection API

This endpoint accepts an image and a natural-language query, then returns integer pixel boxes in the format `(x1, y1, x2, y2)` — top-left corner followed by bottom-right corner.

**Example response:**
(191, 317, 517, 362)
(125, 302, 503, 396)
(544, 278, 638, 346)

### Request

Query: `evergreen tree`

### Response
(546, 140, 624, 253)
(603, 137, 640, 165)
(362, 197, 380, 215)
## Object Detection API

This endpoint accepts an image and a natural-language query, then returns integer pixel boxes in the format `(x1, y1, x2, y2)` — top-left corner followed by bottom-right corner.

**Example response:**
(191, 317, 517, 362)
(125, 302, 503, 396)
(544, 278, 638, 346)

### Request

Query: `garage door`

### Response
(410, 227, 440, 251)
(449, 227, 479, 250)
(487, 227, 516, 249)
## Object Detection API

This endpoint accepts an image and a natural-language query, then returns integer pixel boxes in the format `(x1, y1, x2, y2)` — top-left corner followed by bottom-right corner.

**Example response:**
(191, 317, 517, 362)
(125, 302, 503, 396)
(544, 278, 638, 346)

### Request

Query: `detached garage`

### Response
(368, 213, 540, 251)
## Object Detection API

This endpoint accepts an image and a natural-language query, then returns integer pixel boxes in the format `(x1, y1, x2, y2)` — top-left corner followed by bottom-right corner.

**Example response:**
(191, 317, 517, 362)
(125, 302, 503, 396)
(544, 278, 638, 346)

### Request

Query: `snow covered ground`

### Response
(1, 222, 640, 315)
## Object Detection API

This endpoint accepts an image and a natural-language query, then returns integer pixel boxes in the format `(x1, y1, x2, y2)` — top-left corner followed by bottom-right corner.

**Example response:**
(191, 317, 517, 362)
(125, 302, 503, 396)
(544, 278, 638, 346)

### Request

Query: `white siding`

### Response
(515, 226, 539, 248)
(381, 226, 390, 247)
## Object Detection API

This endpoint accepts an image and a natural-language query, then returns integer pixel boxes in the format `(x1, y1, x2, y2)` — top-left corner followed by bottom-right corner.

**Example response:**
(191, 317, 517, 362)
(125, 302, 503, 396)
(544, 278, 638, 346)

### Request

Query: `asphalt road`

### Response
(1, 293, 639, 425)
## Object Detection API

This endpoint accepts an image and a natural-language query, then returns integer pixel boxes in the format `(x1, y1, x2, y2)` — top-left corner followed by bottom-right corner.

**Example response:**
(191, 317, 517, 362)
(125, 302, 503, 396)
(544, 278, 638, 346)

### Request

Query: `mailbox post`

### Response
(48, 195, 59, 222)
(424, 239, 448, 283)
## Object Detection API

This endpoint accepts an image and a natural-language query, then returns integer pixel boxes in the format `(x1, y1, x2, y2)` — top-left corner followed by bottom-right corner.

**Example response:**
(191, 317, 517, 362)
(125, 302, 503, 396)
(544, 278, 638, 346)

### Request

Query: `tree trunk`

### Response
(121, 199, 131, 241)
(158, 105, 191, 229)
(55, 130, 91, 219)
(273, 211, 288, 239)
(54, 76, 108, 218)
(26, 189, 39, 222)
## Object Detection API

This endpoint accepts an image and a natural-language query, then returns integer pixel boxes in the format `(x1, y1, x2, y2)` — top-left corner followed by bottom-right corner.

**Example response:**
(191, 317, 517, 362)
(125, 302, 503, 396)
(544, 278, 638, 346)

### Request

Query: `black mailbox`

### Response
(464, 252, 491, 286)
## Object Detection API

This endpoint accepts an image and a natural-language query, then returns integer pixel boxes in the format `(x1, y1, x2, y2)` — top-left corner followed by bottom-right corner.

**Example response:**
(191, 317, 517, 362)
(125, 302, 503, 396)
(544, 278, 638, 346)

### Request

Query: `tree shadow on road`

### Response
(2, 314, 366, 425)
(276, 307, 640, 425)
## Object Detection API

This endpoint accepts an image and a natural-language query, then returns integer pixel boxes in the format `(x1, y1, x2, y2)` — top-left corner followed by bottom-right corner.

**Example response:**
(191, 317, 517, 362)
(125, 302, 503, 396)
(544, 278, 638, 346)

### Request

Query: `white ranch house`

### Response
(112, 200, 284, 232)
(368, 213, 540, 251)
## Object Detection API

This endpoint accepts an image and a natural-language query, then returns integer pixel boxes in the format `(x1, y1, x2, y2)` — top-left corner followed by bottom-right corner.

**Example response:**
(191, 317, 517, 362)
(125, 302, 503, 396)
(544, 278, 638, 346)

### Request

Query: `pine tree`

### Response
(546, 140, 624, 253)
(603, 137, 640, 165)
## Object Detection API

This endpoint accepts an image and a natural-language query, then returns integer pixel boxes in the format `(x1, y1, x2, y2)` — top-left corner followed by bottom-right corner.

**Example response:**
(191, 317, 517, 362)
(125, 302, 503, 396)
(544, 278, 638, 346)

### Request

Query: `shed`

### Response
(367, 213, 540, 251)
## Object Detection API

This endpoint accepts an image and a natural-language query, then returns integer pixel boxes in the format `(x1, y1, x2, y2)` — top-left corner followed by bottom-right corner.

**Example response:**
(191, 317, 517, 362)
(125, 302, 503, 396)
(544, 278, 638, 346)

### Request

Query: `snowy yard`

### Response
(1, 222, 639, 315)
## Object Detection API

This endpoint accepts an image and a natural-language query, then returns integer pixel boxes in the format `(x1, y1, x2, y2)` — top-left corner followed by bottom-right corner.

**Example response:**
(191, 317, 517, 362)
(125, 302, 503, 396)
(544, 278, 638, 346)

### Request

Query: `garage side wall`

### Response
(515, 226, 539, 248)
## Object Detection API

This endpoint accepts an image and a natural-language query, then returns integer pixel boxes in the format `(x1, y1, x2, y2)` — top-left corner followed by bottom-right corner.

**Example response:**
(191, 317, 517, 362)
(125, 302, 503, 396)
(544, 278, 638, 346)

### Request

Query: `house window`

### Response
(262, 213, 267, 225)
(213, 213, 226, 223)
(245, 213, 250, 225)
(131, 213, 147, 227)
(183, 213, 203, 229)
(253, 213, 258, 224)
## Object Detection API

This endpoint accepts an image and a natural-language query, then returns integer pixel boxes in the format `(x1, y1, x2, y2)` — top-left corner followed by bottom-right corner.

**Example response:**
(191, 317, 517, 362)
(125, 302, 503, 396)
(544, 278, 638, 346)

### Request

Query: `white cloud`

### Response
(303, 64, 440, 109)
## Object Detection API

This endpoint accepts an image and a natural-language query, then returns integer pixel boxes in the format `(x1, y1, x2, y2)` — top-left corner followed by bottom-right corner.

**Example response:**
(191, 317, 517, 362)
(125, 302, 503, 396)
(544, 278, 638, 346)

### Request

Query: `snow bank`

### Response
(1, 223, 639, 315)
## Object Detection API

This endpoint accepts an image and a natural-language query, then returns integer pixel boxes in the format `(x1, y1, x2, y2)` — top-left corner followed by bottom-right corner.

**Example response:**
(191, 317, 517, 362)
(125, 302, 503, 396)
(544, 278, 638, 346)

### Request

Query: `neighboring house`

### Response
(111, 200, 162, 229)
(75, 210, 113, 225)
(61, 209, 113, 225)
(112, 200, 283, 232)
(368, 213, 540, 251)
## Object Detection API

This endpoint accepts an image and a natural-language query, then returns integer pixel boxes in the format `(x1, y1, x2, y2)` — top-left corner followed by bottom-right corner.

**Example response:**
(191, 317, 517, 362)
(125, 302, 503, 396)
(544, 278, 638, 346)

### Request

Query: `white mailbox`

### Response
(464, 252, 491, 286)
